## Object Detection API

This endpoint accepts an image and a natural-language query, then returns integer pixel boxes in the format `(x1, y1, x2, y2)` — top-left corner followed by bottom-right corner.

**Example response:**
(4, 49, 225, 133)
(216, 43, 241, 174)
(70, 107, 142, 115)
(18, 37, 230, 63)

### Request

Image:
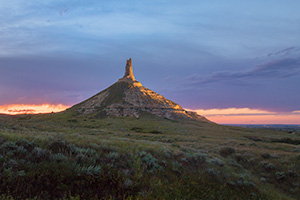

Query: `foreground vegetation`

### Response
(0, 112, 299, 199)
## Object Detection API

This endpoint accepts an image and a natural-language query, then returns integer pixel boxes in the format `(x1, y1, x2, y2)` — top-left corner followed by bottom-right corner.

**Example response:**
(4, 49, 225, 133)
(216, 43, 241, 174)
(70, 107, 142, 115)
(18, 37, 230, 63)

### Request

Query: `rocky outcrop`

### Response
(69, 59, 210, 122)
(123, 58, 135, 80)
(118, 58, 142, 87)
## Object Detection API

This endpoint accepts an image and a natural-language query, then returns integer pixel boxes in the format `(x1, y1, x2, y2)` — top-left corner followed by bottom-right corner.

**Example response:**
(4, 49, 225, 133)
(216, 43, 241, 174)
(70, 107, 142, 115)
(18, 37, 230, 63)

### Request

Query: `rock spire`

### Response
(118, 58, 142, 87)
(68, 57, 210, 122)
(123, 58, 135, 81)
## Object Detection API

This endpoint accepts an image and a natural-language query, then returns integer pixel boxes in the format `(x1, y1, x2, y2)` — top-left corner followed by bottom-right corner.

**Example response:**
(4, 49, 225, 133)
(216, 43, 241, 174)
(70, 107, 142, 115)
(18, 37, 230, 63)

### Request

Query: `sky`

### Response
(0, 0, 300, 124)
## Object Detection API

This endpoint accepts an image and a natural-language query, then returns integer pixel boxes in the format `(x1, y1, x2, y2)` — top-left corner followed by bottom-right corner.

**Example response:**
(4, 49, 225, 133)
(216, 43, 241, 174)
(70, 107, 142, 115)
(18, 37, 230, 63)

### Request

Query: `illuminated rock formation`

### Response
(68, 58, 210, 122)
(123, 58, 135, 80)
(118, 58, 142, 86)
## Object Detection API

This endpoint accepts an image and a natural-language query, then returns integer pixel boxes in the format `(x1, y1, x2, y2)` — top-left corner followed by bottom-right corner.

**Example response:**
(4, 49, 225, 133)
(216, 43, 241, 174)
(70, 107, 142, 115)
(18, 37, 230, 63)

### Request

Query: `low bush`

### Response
(275, 171, 286, 182)
(208, 158, 224, 167)
(235, 153, 248, 163)
(182, 152, 207, 166)
(130, 127, 143, 132)
(271, 138, 300, 145)
(260, 161, 275, 171)
(0, 137, 291, 199)
(49, 140, 70, 154)
(219, 147, 236, 158)
(261, 153, 271, 159)
(0, 139, 139, 199)
(138, 151, 161, 173)
(15, 140, 35, 152)
(148, 130, 162, 134)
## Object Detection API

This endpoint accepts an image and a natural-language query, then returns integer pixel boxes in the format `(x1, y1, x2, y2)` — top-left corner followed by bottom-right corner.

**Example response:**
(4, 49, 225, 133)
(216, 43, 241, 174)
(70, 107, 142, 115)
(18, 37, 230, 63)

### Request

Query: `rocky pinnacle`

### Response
(123, 58, 135, 81)
(69, 58, 210, 122)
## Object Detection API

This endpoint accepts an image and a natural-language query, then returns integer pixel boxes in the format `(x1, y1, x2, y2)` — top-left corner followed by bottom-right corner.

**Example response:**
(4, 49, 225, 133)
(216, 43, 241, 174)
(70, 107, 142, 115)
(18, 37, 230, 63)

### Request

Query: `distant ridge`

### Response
(67, 59, 210, 122)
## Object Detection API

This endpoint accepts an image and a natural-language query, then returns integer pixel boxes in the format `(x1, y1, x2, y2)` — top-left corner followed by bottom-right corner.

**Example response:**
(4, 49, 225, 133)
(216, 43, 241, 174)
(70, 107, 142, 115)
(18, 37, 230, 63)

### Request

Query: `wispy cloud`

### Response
(187, 57, 300, 85)
(58, 8, 68, 16)
(267, 46, 300, 57)
(0, 104, 69, 115)
(186, 108, 275, 116)
(186, 107, 300, 124)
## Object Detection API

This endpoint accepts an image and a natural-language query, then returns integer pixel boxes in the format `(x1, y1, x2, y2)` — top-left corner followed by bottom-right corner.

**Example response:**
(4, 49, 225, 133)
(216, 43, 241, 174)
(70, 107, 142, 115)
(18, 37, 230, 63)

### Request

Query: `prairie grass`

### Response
(0, 113, 299, 199)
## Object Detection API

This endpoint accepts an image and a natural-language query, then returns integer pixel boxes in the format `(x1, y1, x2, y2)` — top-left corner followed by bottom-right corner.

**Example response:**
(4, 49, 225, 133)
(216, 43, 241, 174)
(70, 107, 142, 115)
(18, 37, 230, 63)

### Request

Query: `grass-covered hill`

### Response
(0, 112, 299, 200)
(67, 79, 210, 122)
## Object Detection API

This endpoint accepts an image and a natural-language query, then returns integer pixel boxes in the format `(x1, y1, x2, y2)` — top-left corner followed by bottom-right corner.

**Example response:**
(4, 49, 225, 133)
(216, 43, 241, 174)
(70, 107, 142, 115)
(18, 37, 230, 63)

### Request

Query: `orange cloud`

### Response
(0, 104, 70, 115)
(186, 108, 300, 124)
(188, 108, 274, 116)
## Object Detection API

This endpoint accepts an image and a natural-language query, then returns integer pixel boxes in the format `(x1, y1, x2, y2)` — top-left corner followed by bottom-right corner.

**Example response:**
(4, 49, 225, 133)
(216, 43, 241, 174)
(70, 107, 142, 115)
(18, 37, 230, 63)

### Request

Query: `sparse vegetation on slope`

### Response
(0, 113, 299, 199)
(66, 79, 209, 122)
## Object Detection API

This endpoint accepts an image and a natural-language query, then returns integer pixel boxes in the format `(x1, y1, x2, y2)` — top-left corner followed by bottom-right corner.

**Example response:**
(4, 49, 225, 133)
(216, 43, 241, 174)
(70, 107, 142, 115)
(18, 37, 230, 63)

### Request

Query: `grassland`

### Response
(0, 112, 299, 199)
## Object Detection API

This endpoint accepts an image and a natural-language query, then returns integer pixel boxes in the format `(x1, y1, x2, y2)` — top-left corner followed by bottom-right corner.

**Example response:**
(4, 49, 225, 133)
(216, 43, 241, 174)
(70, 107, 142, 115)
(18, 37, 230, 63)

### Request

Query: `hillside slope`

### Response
(67, 58, 209, 122)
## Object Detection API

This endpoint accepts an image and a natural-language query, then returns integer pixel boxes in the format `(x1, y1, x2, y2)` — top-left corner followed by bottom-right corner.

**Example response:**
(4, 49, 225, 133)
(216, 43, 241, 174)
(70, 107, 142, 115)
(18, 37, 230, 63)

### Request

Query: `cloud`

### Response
(188, 57, 300, 85)
(0, 1, 187, 57)
(59, 8, 68, 16)
(186, 107, 300, 124)
(7, 109, 36, 113)
(0, 104, 70, 115)
(186, 108, 274, 116)
(267, 47, 300, 57)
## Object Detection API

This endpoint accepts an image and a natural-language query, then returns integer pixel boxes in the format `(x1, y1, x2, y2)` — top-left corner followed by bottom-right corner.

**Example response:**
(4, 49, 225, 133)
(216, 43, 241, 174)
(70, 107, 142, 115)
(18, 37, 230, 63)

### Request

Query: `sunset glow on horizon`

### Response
(0, 104, 70, 115)
(1, 104, 299, 124)
(187, 108, 300, 124)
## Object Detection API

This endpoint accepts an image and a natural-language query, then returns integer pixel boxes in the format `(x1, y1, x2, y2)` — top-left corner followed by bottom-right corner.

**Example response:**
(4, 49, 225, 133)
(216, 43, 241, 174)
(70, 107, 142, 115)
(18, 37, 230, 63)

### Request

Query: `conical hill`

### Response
(67, 59, 210, 122)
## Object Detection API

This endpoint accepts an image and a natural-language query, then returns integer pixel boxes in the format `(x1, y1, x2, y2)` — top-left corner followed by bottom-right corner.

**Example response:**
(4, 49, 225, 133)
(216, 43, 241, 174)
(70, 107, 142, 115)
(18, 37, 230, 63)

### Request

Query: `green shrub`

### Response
(171, 161, 182, 172)
(76, 153, 89, 163)
(275, 172, 286, 181)
(71, 146, 97, 157)
(208, 158, 224, 167)
(15, 139, 35, 152)
(235, 153, 248, 163)
(51, 153, 68, 163)
(67, 119, 78, 123)
(206, 168, 219, 177)
(219, 147, 236, 158)
(130, 127, 143, 132)
(260, 161, 275, 171)
(182, 152, 207, 166)
(148, 130, 162, 134)
(14, 146, 28, 159)
(271, 138, 300, 145)
(49, 140, 70, 154)
(74, 164, 102, 177)
(3, 159, 18, 170)
(138, 151, 160, 172)
(106, 152, 120, 161)
(0, 141, 18, 153)
(31, 147, 50, 163)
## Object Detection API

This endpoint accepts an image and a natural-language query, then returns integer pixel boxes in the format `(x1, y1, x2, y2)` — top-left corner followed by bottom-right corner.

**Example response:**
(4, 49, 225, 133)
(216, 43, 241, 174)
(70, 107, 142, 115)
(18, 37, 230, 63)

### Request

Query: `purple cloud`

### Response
(267, 47, 300, 57)
(188, 57, 300, 85)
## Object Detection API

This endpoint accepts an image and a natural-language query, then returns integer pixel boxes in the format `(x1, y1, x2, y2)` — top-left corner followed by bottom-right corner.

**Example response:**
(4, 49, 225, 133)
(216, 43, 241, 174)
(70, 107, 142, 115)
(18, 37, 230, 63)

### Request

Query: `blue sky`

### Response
(0, 0, 300, 115)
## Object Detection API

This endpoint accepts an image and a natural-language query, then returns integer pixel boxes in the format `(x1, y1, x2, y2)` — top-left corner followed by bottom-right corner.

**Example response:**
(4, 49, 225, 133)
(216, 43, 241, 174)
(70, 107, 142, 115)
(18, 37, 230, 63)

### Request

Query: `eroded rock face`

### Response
(75, 90, 109, 114)
(103, 83, 185, 118)
(118, 58, 142, 86)
(74, 81, 207, 121)
(123, 58, 135, 80)
(70, 58, 209, 122)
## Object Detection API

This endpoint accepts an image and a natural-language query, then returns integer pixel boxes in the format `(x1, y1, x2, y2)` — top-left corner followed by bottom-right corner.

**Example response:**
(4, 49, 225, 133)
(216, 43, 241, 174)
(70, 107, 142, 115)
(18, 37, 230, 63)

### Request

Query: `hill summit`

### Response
(69, 59, 209, 122)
